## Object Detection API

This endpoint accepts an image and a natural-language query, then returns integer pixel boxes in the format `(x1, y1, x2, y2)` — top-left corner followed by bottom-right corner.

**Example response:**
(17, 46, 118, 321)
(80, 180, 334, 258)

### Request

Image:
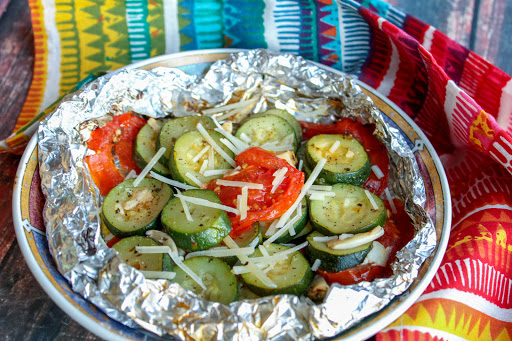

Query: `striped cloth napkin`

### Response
(4, 0, 512, 339)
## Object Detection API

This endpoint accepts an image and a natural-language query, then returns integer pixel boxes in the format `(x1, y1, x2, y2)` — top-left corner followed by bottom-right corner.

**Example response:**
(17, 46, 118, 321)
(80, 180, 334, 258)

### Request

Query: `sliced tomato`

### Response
(85, 113, 146, 196)
(300, 118, 389, 195)
(317, 199, 414, 285)
(207, 147, 305, 236)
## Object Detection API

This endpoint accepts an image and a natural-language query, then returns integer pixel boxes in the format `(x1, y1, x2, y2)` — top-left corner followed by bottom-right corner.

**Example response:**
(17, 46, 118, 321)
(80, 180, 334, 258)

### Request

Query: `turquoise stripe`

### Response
(125, 0, 151, 62)
(194, 0, 224, 49)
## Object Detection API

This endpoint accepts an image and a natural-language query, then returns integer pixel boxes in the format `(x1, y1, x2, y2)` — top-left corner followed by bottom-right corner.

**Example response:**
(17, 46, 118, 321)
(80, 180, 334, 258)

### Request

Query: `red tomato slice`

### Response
(85, 113, 146, 196)
(317, 199, 414, 285)
(300, 118, 389, 195)
(207, 147, 305, 236)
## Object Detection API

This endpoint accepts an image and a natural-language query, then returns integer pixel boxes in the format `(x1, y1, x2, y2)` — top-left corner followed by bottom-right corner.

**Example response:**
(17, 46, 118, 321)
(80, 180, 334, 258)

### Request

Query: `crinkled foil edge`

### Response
(38, 49, 437, 340)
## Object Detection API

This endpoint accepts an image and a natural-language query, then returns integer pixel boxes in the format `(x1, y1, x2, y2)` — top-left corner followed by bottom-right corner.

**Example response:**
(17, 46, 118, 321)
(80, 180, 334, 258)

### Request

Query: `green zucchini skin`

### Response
(241, 244, 313, 297)
(161, 189, 232, 252)
(173, 256, 238, 304)
(260, 198, 308, 244)
(102, 178, 173, 238)
(157, 115, 215, 166)
(306, 134, 371, 186)
(309, 183, 386, 236)
(168, 129, 235, 187)
(235, 114, 298, 152)
(133, 121, 172, 177)
(306, 231, 372, 272)
(113, 236, 174, 271)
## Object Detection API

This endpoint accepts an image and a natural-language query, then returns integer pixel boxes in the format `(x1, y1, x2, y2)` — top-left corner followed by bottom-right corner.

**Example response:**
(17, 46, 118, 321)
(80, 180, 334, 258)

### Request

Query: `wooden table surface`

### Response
(0, 0, 510, 339)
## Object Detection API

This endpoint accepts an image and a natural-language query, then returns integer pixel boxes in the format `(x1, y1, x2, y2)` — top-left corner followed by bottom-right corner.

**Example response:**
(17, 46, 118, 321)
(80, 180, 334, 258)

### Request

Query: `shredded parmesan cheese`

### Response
(263, 213, 301, 245)
(309, 185, 333, 191)
(311, 259, 321, 271)
(276, 158, 327, 229)
(192, 145, 210, 163)
(298, 159, 303, 171)
(136, 245, 206, 290)
(201, 98, 258, 115)
(239, 132, 251, 143)
(312, 235, 338, 242)
(196, 123, 236, 167)
(220, 138, 241, 155)
(125, 169, 138, 180)
(185, 172, 203, 187)
(212, 117, 250, 151)
(149, 171, 196, 190)
(185, 246, 255, 259)
(133, 147, 166, 187)
(140, 270, 176, 280)
(371, 165, 384, 179)
(271, 167, 288, 194)
(223, 236, 277, 288)
(199, 160, 208, 175)
(240, 186, 248, 220)
(384, 188, 397, 214)
(176, 188, 193, 222)
(364, 189, 379, 210)
(175, 192, 240, 215)
(208, 144, 215, 170)
(147, 118, 162, 133)
(216, 179, 264, 190)
(329, 140, 341, 154)
(202, 169, 230, 177)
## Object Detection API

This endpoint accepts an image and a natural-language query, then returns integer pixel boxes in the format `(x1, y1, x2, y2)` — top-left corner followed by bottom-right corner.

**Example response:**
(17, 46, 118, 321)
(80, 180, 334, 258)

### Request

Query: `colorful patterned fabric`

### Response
(4, 0, 512, 339)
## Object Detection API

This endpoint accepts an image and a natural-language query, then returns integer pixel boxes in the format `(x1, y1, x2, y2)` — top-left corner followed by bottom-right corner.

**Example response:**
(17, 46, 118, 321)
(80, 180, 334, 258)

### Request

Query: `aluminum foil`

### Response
(38, 49, 437, 340)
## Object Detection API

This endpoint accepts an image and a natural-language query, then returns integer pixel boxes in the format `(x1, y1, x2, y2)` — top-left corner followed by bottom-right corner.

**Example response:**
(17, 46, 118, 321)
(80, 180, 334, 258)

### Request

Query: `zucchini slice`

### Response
(260, 198, 308, 243)
(113, 236, 174, 271)
(309, 183, 386, 236)
(157, 115, 215, 166)
(306, 231, 372, 272)
(306, 134, 371, 185)
(169, 129, 235, 187)
(173, 256, 238, 304)
(133, 121, 172, 177)
(235, 114, 298, 152)
(260, 108, 303, 142)
(241, 244, 313, 297)
(161, 189, 232, 252)
(102, 178, 173, 238)
(221, 223, 262, 266)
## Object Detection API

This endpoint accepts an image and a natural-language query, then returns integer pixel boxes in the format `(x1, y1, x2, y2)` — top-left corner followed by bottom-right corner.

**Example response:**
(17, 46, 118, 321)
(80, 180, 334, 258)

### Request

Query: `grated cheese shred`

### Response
(196, 123, 236, 167)
(329, 140, 341, 154)
(133, 147, 166, 187)
(311, 259, 321, 271)
(175, 192, 240, 215)
(185, 172, 203, 187)
(371, 165, 384, 179)
(176, 188, 193, 222)
(364, 189, 379, 210)
(216, 179, 264, 190)
(275, 158, 327, 229)
(192, 145, 210, 163)
(149, 171, 195, 190)
(136, 245, 206, 290)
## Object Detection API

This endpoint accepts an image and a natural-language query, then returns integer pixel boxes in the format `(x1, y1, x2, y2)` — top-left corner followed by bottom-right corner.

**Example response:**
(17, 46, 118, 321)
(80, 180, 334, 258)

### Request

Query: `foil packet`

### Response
(38, 49, 437, 340)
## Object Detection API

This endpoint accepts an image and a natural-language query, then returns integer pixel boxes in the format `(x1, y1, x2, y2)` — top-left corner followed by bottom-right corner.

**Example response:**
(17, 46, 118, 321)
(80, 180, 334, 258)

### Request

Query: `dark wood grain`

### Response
(0, 0, 99, 339)
(474, 0, 512, 74)
(0, 0, 33, 139)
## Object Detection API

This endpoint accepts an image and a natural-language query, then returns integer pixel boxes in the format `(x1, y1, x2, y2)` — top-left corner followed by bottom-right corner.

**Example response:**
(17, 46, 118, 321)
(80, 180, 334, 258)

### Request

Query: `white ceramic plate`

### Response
(13, 49, 451, 340)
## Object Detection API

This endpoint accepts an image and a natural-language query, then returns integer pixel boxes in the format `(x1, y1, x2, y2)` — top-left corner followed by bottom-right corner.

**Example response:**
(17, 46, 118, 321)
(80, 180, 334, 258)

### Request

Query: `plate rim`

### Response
(12, 48, 452, 341)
